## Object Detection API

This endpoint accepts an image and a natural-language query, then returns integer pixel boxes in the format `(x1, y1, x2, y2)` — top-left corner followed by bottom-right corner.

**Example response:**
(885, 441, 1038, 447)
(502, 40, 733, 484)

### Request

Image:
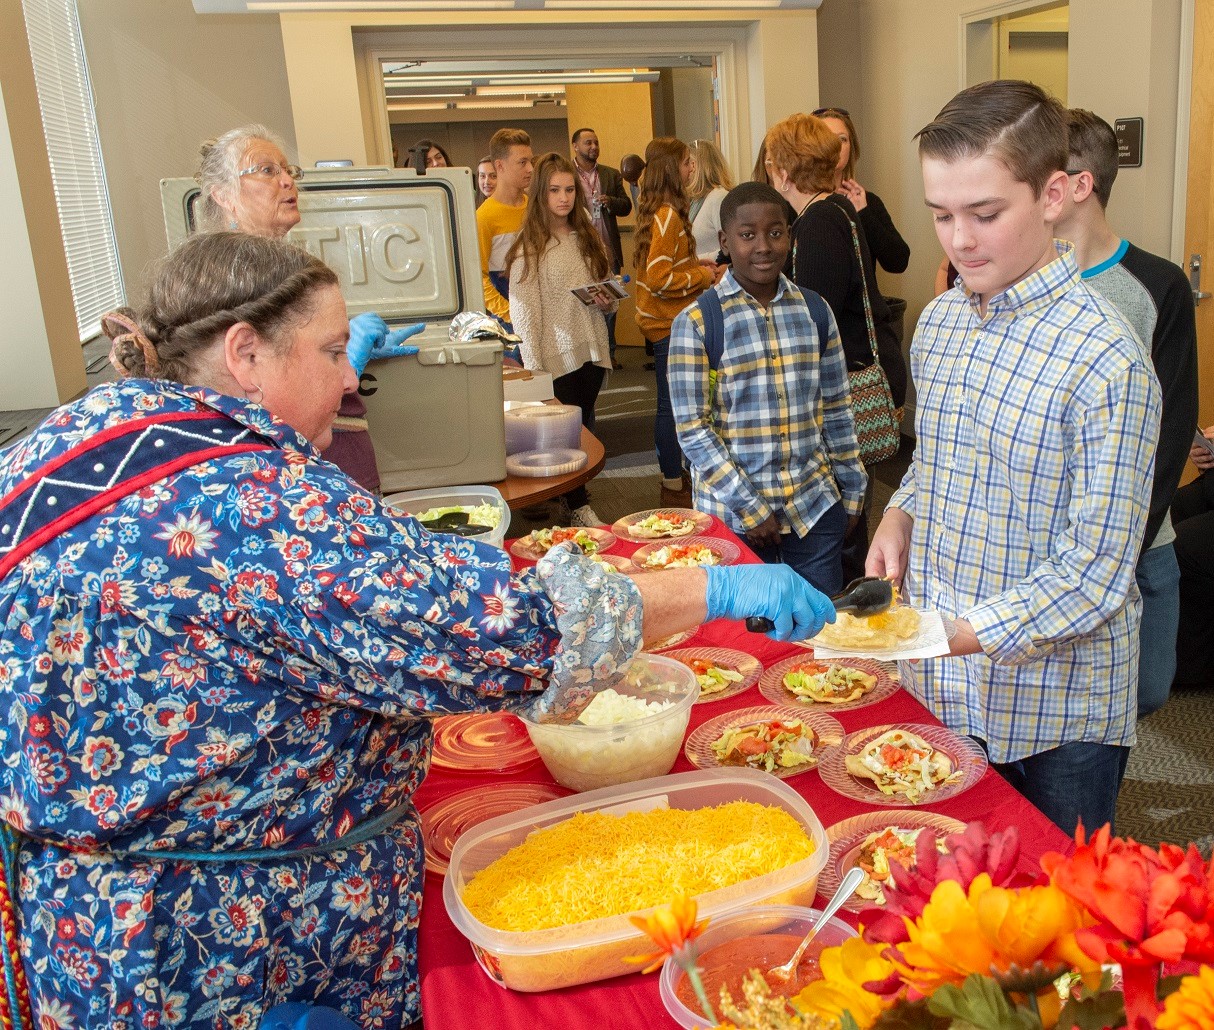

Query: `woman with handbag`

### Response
(765, 113, 906, 579)
(507, 152, 615, 526)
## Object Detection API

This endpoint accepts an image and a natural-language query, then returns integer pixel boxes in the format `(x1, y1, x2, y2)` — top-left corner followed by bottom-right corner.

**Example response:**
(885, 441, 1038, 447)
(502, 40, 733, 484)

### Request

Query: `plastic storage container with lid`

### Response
(442, 767, 829, 992)
(382, 484, 511, 550)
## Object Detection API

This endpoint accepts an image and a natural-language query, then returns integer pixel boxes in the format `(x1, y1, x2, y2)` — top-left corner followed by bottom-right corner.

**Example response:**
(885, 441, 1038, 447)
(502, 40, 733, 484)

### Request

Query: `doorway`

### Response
(963, 0, 1070, 100)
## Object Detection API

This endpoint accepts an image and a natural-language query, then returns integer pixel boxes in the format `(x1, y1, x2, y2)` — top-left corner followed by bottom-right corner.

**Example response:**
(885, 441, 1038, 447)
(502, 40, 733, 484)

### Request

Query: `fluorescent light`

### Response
(386, 101, 452, 111)
(455, 98, 537, 109)
(475, 85, 565, 96)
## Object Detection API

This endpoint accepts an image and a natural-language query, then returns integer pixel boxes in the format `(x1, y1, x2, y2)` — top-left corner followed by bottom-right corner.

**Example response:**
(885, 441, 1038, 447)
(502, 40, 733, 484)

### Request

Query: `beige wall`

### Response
(76, 0, 294, 304)
(816, 0, 1186, 358)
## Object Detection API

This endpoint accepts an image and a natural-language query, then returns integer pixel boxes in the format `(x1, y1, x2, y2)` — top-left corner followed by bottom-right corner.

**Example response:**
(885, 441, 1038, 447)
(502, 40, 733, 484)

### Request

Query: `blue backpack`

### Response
(695, 285, 833, 406)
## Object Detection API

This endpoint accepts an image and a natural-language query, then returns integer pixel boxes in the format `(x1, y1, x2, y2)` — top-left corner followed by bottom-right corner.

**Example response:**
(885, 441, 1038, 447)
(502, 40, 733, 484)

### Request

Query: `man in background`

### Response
(476, 128, 533, 328)
(573, 127, 632, 368)
(1053, 107, 1199, 719)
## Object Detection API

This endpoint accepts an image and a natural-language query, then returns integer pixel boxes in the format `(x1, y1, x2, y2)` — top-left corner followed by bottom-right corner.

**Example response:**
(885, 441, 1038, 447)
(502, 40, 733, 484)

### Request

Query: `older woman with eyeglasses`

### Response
(196, 125, 421, 495)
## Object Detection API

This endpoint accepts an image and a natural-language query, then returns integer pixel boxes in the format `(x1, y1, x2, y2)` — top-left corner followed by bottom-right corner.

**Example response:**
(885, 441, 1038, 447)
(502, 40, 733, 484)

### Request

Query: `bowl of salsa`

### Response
(658, 903, 856, 1028)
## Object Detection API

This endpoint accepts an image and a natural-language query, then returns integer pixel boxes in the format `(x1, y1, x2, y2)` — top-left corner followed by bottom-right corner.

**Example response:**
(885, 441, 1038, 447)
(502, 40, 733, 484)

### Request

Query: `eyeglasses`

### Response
(812, 107, 849, 118)
(238, 161, 303, 182)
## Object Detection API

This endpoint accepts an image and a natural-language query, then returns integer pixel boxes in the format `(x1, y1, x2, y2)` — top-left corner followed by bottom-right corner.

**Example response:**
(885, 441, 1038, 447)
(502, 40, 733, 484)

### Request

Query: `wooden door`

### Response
(1184, 0, 1214, 433)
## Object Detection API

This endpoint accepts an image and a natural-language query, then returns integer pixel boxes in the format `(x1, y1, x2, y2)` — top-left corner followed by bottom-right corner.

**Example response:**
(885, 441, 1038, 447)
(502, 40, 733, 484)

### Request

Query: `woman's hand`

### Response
(704, 564, 836, 641)
(347, 314, 425, 377)
(865, 507, 912, 585)
(745, 514, 781, 552)
(838, 179, 868, 213)
(1191, 424, 1214, 471)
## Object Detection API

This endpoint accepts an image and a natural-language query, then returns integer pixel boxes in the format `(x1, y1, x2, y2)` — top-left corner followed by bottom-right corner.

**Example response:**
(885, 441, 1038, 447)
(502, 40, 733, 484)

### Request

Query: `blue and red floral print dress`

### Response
(0, 379, 643, 1029)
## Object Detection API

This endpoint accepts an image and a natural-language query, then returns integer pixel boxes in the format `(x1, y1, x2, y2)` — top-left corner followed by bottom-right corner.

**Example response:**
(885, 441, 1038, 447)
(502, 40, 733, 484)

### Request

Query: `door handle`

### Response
(1190, 254, 1211, 304)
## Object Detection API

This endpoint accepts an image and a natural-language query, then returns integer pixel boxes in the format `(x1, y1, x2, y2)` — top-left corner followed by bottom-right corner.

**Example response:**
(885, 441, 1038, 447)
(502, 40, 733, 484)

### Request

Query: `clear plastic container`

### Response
(382, 484, 510, 550)
(442, 767, 829, 993)
(658, 905, 857, 1029)
(518, 653, 697, 791)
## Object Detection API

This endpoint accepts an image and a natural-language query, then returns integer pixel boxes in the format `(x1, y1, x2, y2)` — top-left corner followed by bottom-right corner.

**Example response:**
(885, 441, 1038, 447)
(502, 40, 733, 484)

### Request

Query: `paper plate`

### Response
(509, 526, 617, 562)
(631, 536, 742, 570)
(683, 704, 844, 780)
(429, 712, 540, 773)
(818, 723, 988, 807)
(505, 448, 587, 478)
(758, 654, 898, 712)
(612, 508, 714, 542)
(820, 810, 968, 911)
(419, 781, 571, 876)
(660, 647, 762, 704)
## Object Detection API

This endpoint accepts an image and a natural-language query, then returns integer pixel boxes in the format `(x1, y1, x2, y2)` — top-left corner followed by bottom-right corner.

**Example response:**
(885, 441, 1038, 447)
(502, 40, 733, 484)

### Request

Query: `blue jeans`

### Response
(992, 740, 1128, 836)
(651, 335, 683, 479)
(1135, 543, 1180, 717)
(751, 502, 847, 596)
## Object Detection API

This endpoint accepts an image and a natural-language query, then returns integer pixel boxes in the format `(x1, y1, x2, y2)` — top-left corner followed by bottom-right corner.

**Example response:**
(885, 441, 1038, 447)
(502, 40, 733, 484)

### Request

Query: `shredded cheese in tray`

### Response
(461, 801, 815, 932)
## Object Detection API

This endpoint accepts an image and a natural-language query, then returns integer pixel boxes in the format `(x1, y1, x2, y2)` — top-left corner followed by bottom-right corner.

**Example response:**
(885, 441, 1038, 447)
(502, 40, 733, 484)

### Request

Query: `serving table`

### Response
(493, 428, 606, 511)
(416, 521, 1073, 1029)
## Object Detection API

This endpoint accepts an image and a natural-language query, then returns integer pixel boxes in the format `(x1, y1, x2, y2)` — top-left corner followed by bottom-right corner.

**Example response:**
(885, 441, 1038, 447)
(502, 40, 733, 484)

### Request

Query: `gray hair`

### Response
(195, 123, 291, 232)
(106, 232, 338, 382)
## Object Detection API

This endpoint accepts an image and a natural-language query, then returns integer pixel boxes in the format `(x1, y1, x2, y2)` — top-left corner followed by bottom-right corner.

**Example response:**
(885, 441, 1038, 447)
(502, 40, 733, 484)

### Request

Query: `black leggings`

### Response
(552, 361, 607, 510)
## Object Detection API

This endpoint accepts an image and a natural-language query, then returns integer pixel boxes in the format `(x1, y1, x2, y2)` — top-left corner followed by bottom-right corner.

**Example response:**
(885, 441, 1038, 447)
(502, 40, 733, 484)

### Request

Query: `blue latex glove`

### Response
(704, 564, 836, 641)
(346, 313, 425, 377)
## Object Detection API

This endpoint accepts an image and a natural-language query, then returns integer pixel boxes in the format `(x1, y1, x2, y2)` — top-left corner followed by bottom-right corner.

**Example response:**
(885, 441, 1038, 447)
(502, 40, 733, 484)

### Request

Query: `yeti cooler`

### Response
(160, 165, 505, 492)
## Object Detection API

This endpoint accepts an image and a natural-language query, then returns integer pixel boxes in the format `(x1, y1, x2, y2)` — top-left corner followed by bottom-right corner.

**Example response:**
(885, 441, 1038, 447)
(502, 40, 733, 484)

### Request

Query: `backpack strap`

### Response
(696, 287, 726, 370)
(801, 287, 833, 358)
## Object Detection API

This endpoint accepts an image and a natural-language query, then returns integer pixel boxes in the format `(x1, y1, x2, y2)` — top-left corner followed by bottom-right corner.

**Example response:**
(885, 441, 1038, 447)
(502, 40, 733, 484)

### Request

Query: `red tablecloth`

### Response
(417, 523, 1073, 1029)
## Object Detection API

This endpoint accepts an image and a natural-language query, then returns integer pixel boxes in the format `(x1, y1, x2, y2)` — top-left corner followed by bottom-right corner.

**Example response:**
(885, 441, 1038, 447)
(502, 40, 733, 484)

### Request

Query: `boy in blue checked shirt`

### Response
(669, 182, 867, 595)
(866, 80, 1162, 836)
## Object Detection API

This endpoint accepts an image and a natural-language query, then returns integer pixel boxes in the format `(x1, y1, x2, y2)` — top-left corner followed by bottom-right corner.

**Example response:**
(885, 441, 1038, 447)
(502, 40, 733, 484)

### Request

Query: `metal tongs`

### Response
(745, 576, 896, 634)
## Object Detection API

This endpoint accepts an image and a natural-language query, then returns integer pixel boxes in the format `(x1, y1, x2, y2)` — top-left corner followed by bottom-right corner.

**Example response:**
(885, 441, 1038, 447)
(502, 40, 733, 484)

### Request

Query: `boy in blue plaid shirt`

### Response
(866, 81, 1162, 835)
(669, 182, 866, 595)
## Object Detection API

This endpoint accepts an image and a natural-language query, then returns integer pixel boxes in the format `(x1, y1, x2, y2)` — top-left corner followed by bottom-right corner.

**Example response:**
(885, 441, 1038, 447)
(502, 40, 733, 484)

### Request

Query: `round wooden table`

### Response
(492, 428, 606, 510)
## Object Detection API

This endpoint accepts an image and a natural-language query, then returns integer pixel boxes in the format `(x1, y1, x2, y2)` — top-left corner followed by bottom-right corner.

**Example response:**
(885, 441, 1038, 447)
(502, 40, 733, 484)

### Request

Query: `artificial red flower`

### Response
(1042, 823, 1214, 1029)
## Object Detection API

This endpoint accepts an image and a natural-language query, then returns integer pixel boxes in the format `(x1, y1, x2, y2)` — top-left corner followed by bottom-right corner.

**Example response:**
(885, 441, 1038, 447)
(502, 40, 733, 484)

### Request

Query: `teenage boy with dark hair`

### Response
(669, 181, 866, 594)
(866, 80, 1162, 835)
(1053, 108, 1199, 719)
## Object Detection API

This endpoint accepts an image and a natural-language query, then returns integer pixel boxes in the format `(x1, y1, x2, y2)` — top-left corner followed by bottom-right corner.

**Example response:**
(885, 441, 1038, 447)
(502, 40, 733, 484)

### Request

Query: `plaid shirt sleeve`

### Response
(816, 307, 866, 515)
(964, 354, 1161, 664)
(669, 302, 772, 528)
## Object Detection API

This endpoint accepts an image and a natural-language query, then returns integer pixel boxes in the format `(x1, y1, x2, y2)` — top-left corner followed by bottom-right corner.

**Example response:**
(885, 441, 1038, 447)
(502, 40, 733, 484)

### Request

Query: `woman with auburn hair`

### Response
(766, 111, 907, 580)
(634, 137, 722, 508)
(688, 138, 736, 261)
(507, 153, 614, 526)
(814, 106, 910, 274)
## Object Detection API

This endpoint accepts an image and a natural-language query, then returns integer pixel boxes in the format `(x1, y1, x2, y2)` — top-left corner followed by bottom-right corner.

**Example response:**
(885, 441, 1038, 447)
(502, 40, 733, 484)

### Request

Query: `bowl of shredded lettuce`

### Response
(383, 486, 510, 549)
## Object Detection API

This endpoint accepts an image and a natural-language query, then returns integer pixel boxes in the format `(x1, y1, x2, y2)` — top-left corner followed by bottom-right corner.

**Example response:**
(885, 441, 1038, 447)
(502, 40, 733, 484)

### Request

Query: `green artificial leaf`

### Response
(927, 975, 1040, 1030)
(871, 998, 952, 1029)
(840, 1014, 863, 1030)
(1055, 991, 1126, 1029)
(1157, 974, 1187, 1001)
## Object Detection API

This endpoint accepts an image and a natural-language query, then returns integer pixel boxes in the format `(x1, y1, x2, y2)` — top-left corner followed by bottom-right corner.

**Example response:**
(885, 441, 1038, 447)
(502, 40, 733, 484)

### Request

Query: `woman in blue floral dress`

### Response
(0, 233, 834, 1030)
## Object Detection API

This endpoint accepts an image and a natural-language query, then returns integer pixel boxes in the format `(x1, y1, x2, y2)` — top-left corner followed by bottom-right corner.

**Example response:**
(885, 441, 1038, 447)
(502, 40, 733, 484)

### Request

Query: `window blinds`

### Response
(22, 0, 124, 343)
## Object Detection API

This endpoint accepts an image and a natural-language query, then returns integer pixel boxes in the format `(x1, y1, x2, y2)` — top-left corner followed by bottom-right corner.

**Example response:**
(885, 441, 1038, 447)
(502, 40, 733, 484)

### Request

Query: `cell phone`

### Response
(1194, 428, 1214, 457)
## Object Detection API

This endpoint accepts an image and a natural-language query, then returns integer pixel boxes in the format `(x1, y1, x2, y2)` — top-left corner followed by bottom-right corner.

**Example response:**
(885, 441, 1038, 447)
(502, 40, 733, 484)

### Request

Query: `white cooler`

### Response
(160, 165, 505, 492)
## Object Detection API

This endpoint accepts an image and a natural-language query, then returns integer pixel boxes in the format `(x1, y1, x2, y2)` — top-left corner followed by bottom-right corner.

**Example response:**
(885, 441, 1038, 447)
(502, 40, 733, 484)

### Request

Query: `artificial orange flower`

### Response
(974, 882, 1094, 974)
(1042, 824, 1214, 1028)
(1157, 965, 1214, 1030)
(625, 892, 708, 974)
(891, 876, 999, 995)
(794, 937, 897, 1028)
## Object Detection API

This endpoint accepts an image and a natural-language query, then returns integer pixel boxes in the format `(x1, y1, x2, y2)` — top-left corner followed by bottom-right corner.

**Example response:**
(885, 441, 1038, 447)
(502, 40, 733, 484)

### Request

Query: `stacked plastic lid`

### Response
(505, 448, 587, 478)
(504, 403, 582, 455)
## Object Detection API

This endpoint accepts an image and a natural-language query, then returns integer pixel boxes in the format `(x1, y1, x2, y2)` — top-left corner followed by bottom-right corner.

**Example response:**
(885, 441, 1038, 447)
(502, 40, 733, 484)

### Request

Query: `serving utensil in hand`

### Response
(745, 577, 895, 634)
(767, 866, 865, 982)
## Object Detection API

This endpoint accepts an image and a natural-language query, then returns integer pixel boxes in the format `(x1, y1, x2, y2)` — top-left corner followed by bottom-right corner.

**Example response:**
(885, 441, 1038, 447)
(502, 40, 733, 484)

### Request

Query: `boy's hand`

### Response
(1191, 425, 1214, 471)
(865, 508, 913, 585)
(746, 514, 781, 552)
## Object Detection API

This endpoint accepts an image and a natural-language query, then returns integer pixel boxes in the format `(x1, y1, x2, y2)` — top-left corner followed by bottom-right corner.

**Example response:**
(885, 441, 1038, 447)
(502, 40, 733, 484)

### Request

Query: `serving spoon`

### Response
(768, 866, 866, 982)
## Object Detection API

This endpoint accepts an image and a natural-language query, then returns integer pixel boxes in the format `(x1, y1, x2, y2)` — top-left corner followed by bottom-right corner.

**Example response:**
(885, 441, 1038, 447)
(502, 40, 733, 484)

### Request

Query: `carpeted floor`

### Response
(519, 345, 1214, 855)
